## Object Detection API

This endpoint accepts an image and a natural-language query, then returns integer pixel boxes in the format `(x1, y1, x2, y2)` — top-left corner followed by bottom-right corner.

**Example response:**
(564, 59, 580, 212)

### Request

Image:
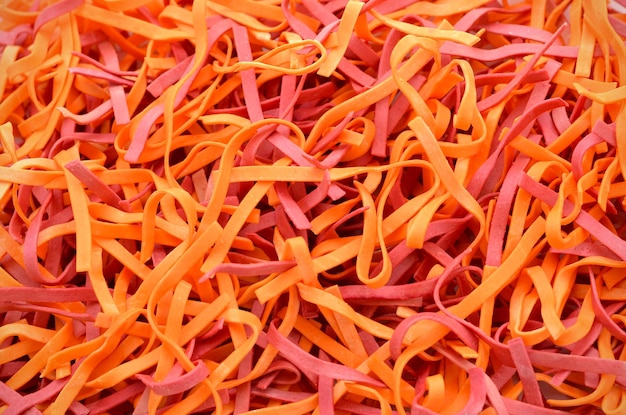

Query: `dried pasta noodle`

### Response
(0, 0, 625, 414)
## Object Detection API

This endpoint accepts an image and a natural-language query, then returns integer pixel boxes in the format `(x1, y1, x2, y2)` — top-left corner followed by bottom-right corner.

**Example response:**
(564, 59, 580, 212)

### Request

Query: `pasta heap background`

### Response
(1, 0, 626, 413)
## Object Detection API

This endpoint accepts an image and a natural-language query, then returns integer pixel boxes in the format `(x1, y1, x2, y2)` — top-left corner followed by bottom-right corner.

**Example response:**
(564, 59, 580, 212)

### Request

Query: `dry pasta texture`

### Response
(1, 0, 626, 414)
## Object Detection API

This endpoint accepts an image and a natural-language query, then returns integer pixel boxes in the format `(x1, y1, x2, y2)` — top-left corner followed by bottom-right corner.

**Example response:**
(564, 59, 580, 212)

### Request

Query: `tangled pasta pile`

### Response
(1, 0, 626, 413)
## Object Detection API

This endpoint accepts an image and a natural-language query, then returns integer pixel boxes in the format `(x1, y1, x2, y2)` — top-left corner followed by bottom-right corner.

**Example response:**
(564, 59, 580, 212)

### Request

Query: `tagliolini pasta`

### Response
(0, 0, 626, 414)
